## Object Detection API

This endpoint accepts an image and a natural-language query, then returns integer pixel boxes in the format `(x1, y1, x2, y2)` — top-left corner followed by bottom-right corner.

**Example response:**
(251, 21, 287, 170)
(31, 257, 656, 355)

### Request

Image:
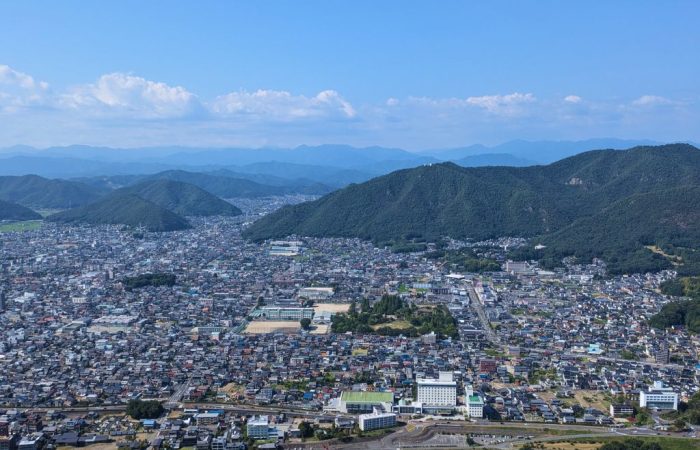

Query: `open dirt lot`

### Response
(244, 321, 301, 334)
(314, 303, 351, 313)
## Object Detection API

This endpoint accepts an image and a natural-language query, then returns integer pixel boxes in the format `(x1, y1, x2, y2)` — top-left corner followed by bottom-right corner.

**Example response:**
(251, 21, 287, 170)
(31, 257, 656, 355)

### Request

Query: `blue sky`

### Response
(0, 0, 698, 149)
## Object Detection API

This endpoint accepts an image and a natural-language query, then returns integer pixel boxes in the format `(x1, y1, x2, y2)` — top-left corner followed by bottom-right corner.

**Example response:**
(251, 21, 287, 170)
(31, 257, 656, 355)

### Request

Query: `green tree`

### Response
(126, 399, 164, 420)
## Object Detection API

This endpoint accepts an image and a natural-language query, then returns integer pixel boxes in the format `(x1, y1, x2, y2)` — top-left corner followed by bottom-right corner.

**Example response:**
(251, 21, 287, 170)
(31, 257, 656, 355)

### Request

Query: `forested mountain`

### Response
(244, 144, 700, 274)
(0, 175, 103, 208)
(146, 170, 332, 197)
(119, 179, 242, 216)
(0, 200, 41, 221)
(48, 193, 191, 232)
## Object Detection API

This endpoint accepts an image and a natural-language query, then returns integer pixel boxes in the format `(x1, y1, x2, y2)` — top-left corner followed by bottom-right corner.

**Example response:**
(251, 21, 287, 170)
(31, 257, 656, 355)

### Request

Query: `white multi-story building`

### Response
(246, 416, 271, 440)
(358, 410, 397, 431)
(639, 381, 679, 411)
(417, 372, 457, 407)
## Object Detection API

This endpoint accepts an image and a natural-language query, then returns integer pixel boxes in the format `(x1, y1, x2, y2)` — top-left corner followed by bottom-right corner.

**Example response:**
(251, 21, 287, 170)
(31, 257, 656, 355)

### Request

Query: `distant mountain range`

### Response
(0, 139, 675, 186)
(243, 144, 700, 275)
(421, 138, 664, 164)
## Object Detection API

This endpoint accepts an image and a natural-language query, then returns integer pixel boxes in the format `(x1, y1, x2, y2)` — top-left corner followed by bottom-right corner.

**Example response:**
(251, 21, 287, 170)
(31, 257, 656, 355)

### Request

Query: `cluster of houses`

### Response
(0, 198, 697, 448)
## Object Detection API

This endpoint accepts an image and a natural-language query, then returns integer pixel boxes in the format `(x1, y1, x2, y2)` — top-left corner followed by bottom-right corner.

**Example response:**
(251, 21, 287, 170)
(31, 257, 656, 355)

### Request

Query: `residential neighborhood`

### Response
(1, 197, 699, 449)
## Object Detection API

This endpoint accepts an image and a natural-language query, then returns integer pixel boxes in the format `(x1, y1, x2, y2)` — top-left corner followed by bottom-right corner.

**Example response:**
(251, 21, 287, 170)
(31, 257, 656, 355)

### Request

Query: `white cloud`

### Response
(400, 92, 536, 118)
(0, 65, 48, 90)
(632, 95, 672, 106)
(0, 64, 697, 148)
(465, 92, 536, 114)
(61, 72, 201, 119)
(386, 97, 400, 106)
(211, 89, 356, 120)
(0, 65, 50, 111)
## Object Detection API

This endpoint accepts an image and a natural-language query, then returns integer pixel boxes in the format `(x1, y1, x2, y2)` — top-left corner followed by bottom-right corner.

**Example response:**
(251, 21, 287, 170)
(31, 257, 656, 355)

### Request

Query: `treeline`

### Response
(123, 273, 176, 290)
(331, 295, 458, 338)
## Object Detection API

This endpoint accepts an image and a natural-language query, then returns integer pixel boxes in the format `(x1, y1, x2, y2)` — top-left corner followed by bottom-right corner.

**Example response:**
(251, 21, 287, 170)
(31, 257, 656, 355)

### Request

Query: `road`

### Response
(324, 421, 691, 450)
(466, 284, 502, 348)
(164, 378, 191, 409)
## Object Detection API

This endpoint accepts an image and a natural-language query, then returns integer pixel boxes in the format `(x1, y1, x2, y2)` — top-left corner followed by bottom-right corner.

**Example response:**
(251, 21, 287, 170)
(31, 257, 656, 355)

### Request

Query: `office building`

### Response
(639, 381, 679, 411)
(246, 416, 271, 440)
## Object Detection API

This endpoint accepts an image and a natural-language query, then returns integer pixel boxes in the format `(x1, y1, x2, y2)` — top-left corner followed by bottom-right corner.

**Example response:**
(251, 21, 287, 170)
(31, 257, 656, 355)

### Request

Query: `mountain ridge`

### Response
(243, 144, 700, 274)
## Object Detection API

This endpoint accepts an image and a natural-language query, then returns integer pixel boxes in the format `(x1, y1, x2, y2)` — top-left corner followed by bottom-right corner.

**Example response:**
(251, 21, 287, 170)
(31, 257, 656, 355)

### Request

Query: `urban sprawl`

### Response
(1, 197, 697, 450)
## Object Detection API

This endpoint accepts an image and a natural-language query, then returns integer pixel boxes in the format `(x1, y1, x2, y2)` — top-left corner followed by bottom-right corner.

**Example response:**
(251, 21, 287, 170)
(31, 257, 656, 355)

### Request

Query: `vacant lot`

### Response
(244, 321, 301, 334)
(314, 303, 351, 313)
(310, 324, 329, 334)
(372, 320, 412, 330)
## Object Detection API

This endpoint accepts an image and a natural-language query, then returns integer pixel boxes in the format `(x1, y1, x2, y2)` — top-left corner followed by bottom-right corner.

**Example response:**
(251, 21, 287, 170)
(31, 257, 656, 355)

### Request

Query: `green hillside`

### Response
(244, 144, 700, 274)
(120, 179, 242, 216)
(148, 170, 322, 198)
(0, 174, 103, 208)
(528, 186, 700, 274)
(48, 193, 191, 232)
(0, 199, 42, 221)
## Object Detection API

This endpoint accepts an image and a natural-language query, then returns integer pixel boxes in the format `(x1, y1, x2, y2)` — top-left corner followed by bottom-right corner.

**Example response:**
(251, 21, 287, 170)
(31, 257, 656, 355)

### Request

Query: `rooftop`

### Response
(341, 391, 394, 404)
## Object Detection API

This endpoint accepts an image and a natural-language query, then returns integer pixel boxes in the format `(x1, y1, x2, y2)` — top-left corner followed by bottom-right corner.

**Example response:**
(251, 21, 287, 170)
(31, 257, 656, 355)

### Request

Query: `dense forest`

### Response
(126, 399, 164, 419)
(48, 193, 192, 232)
(244, 144, 700, 275)
(119, 179, 242, 217)
(331, 295, 458, 338)
(0, 174, 104, 208)
(650, 277, 700, 332)
(0, 199, 41, 221)
(122, 273, 177, 290)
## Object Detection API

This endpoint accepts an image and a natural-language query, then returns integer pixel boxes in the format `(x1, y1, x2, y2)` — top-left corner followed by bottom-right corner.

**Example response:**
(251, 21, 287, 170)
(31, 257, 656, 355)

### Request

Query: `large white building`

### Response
(246, 416, 272, 440)
(358, 410, 397, 431)
(639, 381, 679, 411)
(417, 372, 457, 407)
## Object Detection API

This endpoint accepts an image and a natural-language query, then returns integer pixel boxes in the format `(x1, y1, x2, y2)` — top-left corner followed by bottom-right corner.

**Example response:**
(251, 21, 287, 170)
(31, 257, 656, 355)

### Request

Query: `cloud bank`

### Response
(0, 64, 696, 149)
